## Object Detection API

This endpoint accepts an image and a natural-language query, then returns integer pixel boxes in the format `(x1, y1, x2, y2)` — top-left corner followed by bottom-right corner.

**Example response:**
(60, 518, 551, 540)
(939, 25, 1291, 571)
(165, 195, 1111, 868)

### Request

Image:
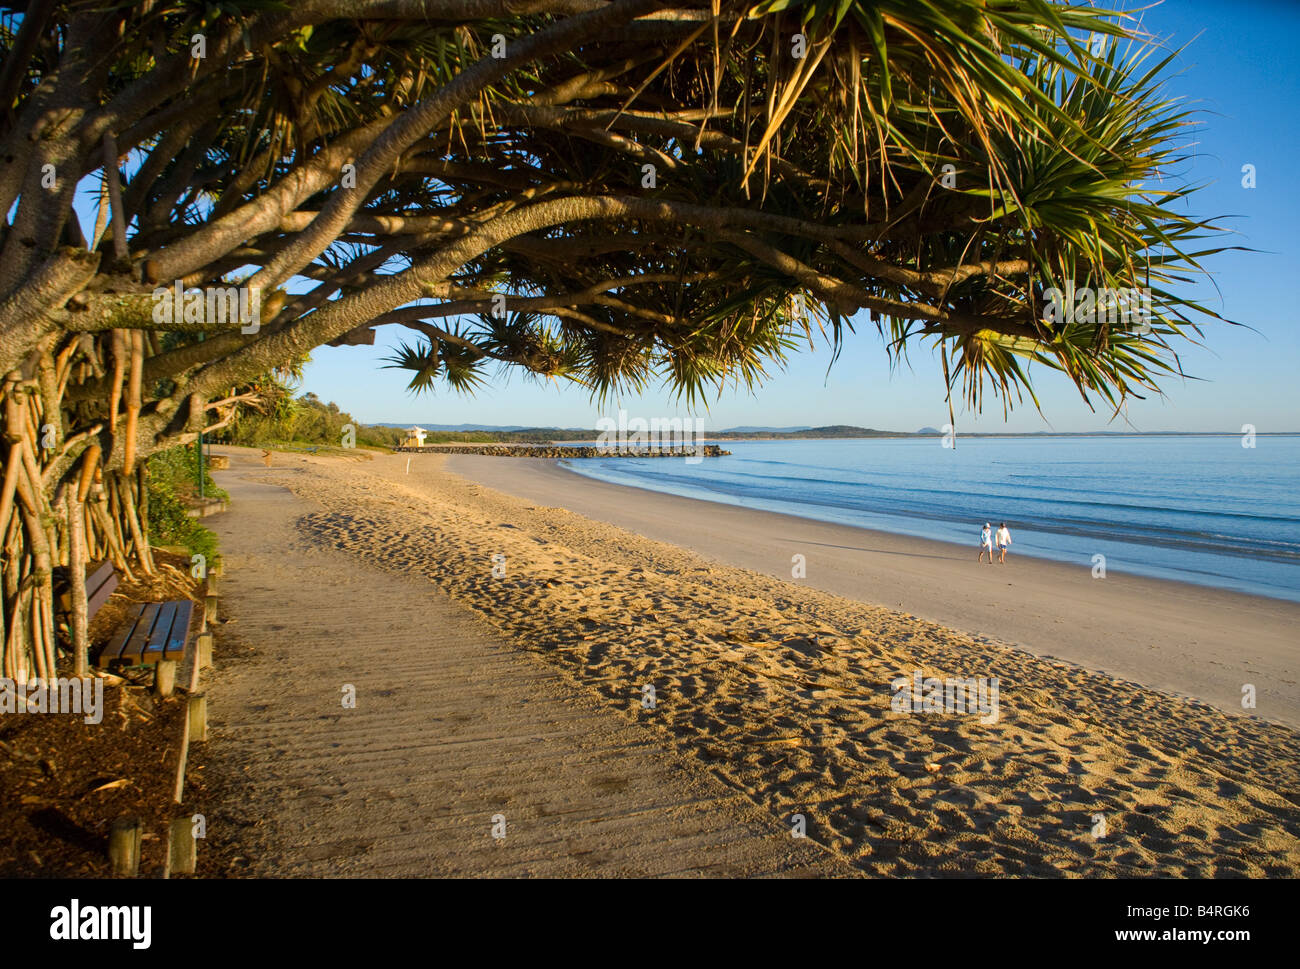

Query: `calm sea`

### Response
(560, 435, 1300, 602)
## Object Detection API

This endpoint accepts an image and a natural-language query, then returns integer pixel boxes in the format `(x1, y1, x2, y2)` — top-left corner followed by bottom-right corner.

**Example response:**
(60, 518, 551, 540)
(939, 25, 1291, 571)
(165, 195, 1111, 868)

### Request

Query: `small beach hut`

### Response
(401, 426, 428, 448)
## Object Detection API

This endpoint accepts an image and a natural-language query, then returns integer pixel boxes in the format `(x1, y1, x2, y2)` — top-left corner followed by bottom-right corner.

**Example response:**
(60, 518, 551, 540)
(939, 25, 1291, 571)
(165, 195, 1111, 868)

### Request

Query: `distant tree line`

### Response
(215, 392, 403, 450)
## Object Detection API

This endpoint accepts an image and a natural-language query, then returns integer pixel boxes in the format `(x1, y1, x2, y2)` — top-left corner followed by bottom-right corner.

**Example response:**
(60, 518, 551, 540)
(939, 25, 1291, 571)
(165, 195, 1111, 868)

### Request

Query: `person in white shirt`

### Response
(996, 523, 1012, 564)
(979, 523, 994, 564)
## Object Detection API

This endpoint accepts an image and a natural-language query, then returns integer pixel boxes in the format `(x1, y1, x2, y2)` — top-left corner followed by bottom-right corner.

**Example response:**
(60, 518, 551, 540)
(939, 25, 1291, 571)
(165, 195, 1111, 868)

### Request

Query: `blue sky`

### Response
(75, 1, 1300, 433)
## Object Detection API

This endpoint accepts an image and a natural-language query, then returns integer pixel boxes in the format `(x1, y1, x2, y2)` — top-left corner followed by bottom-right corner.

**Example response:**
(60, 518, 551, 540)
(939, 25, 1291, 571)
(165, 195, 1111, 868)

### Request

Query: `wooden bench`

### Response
(56, 560, 196, 670)
(98, 599, 195, 669)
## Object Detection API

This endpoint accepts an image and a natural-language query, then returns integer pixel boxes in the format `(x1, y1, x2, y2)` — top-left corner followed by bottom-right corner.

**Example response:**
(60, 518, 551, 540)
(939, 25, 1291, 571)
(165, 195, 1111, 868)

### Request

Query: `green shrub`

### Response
(219, 392, 400, 451)
(146, 444, 224, 566)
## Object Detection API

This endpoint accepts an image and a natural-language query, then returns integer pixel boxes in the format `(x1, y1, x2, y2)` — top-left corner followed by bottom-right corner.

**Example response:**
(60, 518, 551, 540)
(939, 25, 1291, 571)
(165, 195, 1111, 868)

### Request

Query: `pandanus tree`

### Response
(0, 0, 1230, 681)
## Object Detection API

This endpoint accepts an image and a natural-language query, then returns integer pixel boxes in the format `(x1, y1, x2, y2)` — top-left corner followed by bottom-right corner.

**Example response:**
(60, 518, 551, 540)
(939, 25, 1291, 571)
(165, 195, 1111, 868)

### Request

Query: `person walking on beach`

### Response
(979, 522, 994, 564)
(996, 522, 1012, 564)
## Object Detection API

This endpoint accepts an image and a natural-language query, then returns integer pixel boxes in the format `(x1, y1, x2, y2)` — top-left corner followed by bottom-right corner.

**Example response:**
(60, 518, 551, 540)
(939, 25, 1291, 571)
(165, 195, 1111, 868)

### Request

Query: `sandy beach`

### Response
(448, 454, 1300, 728)
(210, 446, 1300, 876)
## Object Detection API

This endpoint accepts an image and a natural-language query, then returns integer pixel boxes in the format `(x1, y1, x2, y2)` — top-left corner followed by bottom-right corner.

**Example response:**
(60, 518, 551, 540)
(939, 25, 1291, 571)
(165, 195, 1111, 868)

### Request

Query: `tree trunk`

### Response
(66, 489, 89, 676)
(119, 468, 154, 576)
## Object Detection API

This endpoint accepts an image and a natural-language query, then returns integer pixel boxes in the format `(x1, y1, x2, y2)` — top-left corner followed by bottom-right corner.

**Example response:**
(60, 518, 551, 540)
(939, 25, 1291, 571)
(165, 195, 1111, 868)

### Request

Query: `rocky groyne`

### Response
(394, 444, 730, 458)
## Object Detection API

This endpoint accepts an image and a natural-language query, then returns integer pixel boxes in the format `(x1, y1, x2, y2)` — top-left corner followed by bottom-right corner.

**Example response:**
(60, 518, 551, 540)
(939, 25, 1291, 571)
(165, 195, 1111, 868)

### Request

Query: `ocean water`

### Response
(560, 435, 1300, 602)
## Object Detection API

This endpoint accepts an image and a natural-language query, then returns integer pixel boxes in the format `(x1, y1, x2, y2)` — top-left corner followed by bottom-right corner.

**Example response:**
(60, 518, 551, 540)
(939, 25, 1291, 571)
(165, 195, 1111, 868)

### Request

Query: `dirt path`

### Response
(200, 451, 851, 877)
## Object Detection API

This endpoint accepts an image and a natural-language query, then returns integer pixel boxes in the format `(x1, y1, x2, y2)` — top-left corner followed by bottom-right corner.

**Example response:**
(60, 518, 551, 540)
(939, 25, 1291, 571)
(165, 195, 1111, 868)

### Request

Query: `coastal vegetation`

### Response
(219, 391, 403, 450)
(0, 1, 1233, 682)
(143, 444, 224, 567)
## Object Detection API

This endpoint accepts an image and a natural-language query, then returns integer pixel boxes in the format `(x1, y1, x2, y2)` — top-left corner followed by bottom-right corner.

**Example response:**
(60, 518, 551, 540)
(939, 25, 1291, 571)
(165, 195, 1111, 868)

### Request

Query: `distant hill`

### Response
(714, 425, 910, 439)
(372, 422, 581, 432)
(720, 425, 812, 433)
(917, 426, 941, 435)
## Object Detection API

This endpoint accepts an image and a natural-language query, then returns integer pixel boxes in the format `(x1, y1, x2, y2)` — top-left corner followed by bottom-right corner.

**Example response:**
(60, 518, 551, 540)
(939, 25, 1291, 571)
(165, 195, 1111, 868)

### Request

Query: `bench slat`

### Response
(86, 560, 115, 594)
(57, 560, 120, 620)
(86, 569, 120, 618)
(98, 602, 146, 666)
(140, 601, 179, 663)
(118, 604, 164, 665)
(163, 601, 195, 662)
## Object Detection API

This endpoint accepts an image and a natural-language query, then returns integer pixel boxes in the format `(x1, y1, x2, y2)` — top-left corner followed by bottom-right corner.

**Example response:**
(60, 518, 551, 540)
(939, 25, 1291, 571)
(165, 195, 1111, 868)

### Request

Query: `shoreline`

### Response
(445, 454, 1300, 729)
(557, 459, 1298, 604)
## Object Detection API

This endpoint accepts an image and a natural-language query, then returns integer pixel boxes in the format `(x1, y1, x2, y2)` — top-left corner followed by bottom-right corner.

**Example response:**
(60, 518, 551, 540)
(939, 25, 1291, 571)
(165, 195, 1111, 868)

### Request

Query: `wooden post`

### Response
(173, 717, 190, 805)
(188, 694, 207, 743)
(196, 631, 213, 670)
(168, 817, 196, 876)
(186, 639, 201, 695)
(206, 572, 220, 596)
(154, 659, 176, 698)
(108, 816, 141, 876)
(203, 594, 218, 628)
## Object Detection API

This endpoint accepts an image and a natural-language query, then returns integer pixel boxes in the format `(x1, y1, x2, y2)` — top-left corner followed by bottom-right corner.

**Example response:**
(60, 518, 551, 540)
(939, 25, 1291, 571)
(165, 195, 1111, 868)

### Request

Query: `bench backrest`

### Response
(86, 561, 120, 618)
(55, 560, 122, 622)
